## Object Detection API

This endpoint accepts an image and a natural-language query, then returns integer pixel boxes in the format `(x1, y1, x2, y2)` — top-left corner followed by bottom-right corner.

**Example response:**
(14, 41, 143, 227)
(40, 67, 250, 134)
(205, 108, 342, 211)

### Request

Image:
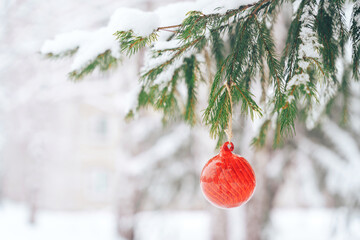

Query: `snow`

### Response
(0, 201, 211, 240)
(108, 8, 160, 37)
(199, 0, 257, 14)
(41, 7, 161, 71)
(40, 0, 258, 73)
(0, 202, 120, 240)
(286, 72, 310, 87)
(354, 2, 360, 27)
(40, 30, 90, 55)
(154, 0, 257, 28)
(297, 3, 320, 60)
(152, 40, 181, 51)
(292, 0, 302, 14)
(287, 95, 295, 102)
(155, 2, 198, 27)
(297, 60, 309, 70)
(135, 211, 211, 240)
(270, 208, 360, 240)
(71, 28, 120, 70)
(41, 27, 121, 71)
(1, 201, 359, 240)
(355, 14, 360, 28)
(285, 0, 340, 130)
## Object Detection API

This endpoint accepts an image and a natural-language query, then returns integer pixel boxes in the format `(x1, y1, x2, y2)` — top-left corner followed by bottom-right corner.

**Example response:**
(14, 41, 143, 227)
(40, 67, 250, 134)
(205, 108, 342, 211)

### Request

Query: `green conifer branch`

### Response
(184, 56, 198, 125)
(43, 0, 360, 148)
(142, 36, 205, 82)
(154, 69, 181, 121)
(252, 119, 271, 147)
(255, 17, 283, 99)
(331, 0, 349, 56)
(114, 30, 159, 56)
(69, 50, 118, 80)
(351, 3, 360, 80)
(282, 0, 309, 87)
(210, 31, 225, 68)
(339, 65, 351, 125)
(44, 47, 79, 59)
(233, 82, 262, 120)
(203, 85, 228, 138)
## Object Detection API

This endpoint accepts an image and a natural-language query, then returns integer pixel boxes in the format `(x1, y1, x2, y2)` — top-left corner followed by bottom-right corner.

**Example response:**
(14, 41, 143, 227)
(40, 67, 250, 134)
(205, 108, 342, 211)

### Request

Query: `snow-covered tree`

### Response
(41, 0, 360, 148)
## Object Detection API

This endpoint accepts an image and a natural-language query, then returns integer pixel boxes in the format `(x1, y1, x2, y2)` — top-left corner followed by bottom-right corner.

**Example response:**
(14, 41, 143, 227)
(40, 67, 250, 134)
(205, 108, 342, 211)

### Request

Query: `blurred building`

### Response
(1, 81, 122, 210)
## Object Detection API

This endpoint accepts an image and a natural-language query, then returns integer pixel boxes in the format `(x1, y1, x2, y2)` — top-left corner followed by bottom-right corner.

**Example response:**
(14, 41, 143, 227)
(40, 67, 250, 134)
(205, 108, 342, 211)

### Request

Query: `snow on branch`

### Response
(108, 8, 160, 37)
(41, 0, 257, 77)
(41, 0, 358, 147)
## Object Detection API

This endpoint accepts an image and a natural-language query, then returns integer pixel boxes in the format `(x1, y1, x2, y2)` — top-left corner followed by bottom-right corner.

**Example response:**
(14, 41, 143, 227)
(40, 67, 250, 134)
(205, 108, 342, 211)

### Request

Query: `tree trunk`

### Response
(210, 207, 228, 240)
(245, 147, 293, 240)
(29, 203, 37, 225)
(245, 149, 269, 240)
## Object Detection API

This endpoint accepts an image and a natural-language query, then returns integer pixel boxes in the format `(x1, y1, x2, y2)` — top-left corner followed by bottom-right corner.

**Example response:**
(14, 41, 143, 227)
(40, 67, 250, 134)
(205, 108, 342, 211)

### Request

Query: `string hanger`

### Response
(224, 81, 233, 143)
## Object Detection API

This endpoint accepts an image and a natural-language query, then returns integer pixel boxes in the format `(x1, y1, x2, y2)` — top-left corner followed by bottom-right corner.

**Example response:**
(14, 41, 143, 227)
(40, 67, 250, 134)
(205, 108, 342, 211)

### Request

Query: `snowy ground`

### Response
(135, 211, 210, 240)
(0, 201, 210, 240)
(0, 201, 359, 240)
(269, 208, 360, 240)
(0, 201, 119, 240)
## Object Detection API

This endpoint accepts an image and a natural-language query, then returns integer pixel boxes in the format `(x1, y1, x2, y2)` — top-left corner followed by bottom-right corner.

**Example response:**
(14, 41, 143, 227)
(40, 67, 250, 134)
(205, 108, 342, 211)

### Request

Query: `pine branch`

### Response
(183, 56, 198, 125)
(209, 57, 228, 100)
(142, 36, 205, 82)
(331, 0, 349, 56)
(42, 0, 360, 148)
(282, 0, 309, 87)
(252, 119, 271, 147)
(279, 96, 297, 136)
(255, 17, 283, 99)
(339, 65, 351, 126)
(69, 50, 118, 80)
(233, 82, 262, 120)
(203, 85, 228, 138)
(210, 31, 225, 68)
(351, 2, 360, 80)
(114, 30, 159, 56)
(43, 47, 79, 59)
(315, 0, 338, 75)
(154, 69, 181, 121)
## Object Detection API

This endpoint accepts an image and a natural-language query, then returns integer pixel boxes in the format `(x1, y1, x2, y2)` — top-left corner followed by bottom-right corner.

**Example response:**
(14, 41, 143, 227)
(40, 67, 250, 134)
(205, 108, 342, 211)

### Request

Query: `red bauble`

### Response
(200, 142, 256, 208)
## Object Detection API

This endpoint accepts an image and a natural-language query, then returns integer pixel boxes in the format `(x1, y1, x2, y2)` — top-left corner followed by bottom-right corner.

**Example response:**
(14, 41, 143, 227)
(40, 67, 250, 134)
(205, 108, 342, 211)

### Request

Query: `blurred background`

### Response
(0, 0, 360, 240)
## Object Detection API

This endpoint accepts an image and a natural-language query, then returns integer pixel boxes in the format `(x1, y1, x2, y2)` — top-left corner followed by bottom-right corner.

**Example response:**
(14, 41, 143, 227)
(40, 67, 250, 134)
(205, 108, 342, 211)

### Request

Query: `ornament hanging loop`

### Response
(223, 141, 234, 152)
(224, 81, 233, 143)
